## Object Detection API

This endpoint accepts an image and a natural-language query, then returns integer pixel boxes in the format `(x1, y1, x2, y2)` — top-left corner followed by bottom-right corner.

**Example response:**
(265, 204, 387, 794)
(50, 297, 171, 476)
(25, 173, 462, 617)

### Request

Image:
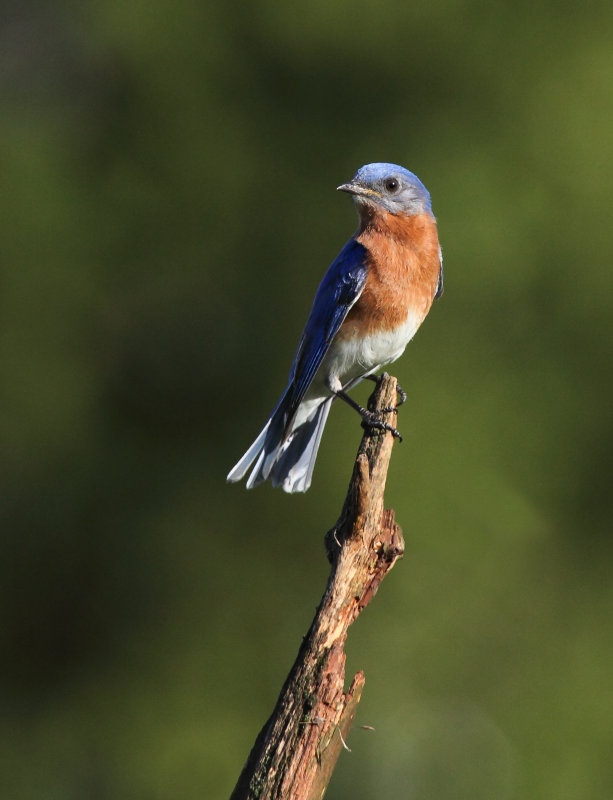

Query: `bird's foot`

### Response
(360, 410, 403, 441)
(365, 373, 407, 412)
(336, 388, 403, 441)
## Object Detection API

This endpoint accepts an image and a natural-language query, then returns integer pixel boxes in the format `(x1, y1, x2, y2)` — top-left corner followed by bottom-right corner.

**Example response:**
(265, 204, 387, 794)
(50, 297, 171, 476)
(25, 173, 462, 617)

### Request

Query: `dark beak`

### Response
(336, 182, 381, 199)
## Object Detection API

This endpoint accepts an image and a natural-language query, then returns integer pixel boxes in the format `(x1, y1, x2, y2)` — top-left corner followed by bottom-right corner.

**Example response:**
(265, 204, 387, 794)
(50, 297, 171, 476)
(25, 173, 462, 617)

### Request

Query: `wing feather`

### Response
(283, 238, 368, 423)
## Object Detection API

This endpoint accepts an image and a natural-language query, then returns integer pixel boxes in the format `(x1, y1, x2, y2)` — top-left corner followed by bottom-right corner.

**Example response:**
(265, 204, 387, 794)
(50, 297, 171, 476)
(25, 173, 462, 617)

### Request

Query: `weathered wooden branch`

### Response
(230, 374, 405, 800)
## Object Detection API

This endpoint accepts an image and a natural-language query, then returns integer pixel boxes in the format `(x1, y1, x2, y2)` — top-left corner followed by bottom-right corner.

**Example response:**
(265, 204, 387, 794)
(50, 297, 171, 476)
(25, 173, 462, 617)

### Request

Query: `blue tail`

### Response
(226, 398, 333, 493)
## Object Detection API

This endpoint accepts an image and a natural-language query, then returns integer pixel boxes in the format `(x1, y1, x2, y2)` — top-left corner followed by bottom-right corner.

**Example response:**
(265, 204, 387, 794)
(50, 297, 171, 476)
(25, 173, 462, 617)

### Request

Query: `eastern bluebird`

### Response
(227, 162, 443, 493)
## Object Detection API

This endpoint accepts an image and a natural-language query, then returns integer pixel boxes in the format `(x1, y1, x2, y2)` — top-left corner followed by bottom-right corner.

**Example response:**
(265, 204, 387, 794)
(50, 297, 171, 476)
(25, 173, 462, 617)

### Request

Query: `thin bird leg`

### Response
(364, 374, 407, 411)
(335, 390, 403, 441)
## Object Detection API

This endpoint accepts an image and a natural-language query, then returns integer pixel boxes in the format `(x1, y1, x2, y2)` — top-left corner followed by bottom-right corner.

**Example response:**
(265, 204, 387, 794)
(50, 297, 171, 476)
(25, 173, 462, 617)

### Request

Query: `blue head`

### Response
(337, 162, 432, 216)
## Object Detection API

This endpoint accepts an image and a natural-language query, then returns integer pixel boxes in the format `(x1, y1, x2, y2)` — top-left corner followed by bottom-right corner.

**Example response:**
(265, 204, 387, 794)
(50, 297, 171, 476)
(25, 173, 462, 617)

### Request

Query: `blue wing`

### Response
(282, 237, 368, 423)
(226, 237, 368, 490)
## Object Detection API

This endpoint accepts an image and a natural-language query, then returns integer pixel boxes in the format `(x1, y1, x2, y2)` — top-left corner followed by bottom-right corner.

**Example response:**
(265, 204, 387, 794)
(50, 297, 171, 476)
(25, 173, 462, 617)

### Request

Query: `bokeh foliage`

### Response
(1, 1, 613, 798)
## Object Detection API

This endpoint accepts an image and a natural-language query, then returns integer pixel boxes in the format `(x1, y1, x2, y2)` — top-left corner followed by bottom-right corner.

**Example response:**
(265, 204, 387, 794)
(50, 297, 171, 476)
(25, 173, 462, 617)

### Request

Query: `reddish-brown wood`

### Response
(230, 375, 405, 800)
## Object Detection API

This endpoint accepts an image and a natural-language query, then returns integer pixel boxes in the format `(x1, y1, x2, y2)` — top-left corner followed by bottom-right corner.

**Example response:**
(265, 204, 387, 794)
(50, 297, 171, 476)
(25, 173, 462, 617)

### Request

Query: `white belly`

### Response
(305, 308, 423, 406)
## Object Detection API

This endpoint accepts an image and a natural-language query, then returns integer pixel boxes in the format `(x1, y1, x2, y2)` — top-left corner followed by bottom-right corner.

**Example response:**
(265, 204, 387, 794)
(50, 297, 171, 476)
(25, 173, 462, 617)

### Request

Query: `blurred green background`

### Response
(2, 1, 612, 798)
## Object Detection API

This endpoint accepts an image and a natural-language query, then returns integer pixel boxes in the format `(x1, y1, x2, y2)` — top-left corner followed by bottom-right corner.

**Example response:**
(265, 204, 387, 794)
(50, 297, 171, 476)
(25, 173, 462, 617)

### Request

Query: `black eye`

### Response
(384, 178, 399, 192)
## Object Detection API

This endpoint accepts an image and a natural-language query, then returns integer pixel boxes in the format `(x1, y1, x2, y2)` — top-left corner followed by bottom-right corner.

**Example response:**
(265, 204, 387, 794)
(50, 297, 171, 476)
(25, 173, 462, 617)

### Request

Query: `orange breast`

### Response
(340, 211, 441, 339)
